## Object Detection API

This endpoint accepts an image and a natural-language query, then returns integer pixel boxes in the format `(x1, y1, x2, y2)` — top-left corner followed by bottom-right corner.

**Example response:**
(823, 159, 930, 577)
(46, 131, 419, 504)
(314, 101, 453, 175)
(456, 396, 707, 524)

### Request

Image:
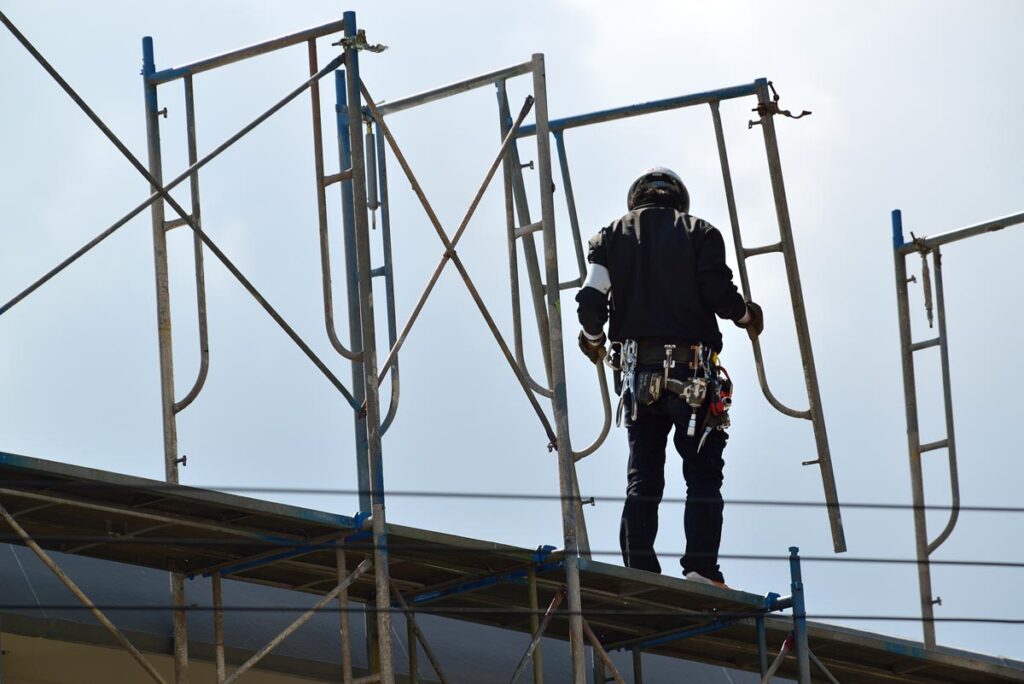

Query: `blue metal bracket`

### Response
(532, 544, 557, 564)
(353, 510, 372, 529)
(764, 591, 783, 611)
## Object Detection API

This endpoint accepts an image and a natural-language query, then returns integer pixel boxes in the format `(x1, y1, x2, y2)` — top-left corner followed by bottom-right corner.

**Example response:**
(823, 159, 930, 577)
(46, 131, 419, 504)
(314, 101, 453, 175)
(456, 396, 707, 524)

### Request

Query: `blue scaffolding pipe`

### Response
(517, 79, 763, 137)
(627, 619, 740, 652)
(892, 209, 905, 249)
(411, 560, 564, 605)
(197, 530, 371, 579)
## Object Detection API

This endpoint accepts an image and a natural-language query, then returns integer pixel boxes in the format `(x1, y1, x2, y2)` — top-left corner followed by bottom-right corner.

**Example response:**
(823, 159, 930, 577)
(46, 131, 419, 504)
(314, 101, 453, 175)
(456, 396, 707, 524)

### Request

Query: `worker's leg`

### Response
(674, 415, 727, 583)
(620, 410, 672, 573)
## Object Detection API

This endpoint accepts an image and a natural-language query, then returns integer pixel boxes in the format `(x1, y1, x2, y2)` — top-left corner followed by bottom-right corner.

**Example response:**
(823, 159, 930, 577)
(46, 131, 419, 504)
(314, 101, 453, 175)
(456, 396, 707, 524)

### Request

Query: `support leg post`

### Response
(407, 612, 418, 684)
(891, 209, 937, 648)
(342, 12, 393, 683)
(337, 548, 353, 684)
(593, 655, 605, 684)
(212, 572, 225, 683)
(527, 568, 543, 683)
(756, 616, 768, 680)
(531, 52, 586, 684)
(755, 81, 846, 553)
(789, 547, 810, 684)
(141, 35, 188, 684)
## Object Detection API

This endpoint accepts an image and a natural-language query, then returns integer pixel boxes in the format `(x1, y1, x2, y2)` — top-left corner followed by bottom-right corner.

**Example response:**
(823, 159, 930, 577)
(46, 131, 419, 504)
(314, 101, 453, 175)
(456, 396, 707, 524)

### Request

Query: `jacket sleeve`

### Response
(695, 221, 748, 321)
(575, 229, 611, 337)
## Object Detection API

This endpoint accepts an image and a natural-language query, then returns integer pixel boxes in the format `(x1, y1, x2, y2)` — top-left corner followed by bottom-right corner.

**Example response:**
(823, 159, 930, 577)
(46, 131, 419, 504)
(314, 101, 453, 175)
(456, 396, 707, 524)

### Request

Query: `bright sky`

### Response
(2, 0, 1022, 663)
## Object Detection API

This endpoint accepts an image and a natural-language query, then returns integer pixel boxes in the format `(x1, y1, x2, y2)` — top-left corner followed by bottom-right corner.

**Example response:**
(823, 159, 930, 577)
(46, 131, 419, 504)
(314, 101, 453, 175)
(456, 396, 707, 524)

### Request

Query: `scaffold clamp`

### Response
(332, 29, 387, 54)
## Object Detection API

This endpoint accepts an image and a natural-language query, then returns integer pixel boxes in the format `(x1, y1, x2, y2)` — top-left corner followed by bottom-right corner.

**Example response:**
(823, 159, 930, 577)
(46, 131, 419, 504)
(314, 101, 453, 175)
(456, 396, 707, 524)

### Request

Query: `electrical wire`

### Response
(0, 604, 1018, 624)
(0, 481, 1018, 513)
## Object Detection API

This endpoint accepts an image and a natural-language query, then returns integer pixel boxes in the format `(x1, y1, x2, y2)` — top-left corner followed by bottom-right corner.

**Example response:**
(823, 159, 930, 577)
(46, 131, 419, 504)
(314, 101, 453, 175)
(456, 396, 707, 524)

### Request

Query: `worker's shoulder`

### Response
(681, 212, 719, 233)
(600, 208, 719, 236)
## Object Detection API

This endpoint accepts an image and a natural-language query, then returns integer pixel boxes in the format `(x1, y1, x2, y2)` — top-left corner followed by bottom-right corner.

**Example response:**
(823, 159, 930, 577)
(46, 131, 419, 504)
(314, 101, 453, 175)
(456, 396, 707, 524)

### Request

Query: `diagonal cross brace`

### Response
(392, 587, 450, 684)
(582, 618, 626, 684)
(0, 12, 361, 409)
(360, 83, 558, 447)
(222, 558, 373, 684)
(508, 585, 566, 684)
(0, 501, 167, 683)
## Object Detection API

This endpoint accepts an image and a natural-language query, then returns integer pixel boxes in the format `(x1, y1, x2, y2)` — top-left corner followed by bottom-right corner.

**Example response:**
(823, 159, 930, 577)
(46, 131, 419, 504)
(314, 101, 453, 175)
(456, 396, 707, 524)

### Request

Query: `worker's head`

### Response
(627, 167, 689, 212)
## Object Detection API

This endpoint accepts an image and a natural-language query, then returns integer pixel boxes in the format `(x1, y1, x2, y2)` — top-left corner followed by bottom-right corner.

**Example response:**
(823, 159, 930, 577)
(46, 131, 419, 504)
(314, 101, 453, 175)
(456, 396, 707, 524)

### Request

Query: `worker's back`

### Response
(589, 206, 746, 351)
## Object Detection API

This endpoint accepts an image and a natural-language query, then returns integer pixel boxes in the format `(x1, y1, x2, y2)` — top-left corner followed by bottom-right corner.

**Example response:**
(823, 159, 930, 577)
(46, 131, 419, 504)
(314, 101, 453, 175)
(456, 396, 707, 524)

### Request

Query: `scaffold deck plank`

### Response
(0, 451, 1020, 683)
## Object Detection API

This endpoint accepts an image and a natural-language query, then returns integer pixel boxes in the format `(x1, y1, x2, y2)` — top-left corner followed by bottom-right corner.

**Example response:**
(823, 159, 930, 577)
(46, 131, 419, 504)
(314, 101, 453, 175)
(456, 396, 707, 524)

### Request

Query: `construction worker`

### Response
(576, 168, 763, 587)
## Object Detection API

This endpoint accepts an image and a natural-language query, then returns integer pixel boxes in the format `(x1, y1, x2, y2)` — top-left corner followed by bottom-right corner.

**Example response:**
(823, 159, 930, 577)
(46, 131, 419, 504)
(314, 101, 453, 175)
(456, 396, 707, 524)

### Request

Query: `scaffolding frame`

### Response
(511, 78, 847, 556)
(891, 208, 1024, 649)
(3, 452, 918, 683)
(0, 9, 852, 683)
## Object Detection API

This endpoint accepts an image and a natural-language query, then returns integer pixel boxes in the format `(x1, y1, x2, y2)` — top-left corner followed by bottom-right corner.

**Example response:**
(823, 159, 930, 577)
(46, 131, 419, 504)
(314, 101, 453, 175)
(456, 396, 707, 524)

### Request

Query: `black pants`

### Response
(619, 386, 727, 582)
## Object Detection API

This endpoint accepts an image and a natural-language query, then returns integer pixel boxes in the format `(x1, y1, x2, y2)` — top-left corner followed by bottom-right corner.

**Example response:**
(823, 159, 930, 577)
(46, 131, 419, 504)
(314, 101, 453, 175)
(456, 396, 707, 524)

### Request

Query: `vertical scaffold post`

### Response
(337, 547, 354, 684)
(407, 616, 419, 684)
(891, 209, 937, 648)
(531, 52, 586, 683)
(342, 12, 394, 683)
(756, 616, 768, 679)
(754, 81, 846, 554)
(334, 69, 371, 513)
(527, 567, 543, 683)
(789, 547, 810, 684)
(335, 63, 382, 675)
(141, 35, 190, 684)
(334, 64, 379, 671)
(212, 572, 226, 683)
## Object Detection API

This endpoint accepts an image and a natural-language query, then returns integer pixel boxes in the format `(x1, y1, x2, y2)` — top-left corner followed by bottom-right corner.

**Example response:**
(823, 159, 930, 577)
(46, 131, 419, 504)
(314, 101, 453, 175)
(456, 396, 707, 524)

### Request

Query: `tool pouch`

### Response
(634, 371, 663, 406)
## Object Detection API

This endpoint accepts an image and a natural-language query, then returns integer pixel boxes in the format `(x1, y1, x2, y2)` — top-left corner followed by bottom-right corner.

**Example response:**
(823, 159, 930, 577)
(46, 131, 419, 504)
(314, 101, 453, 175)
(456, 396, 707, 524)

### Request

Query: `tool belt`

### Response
(635, 339, 706, 366)
(612, 339, 734, 447)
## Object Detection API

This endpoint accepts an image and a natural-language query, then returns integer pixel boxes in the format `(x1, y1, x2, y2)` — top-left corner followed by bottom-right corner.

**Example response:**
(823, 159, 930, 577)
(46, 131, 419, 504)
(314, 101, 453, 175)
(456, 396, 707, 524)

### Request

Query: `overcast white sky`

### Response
(2, 0, 1023, 663)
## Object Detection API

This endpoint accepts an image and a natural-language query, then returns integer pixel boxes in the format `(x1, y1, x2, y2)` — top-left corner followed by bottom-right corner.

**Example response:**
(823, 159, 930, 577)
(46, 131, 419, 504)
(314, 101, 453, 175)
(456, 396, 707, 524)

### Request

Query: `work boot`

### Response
(684, 570, 729, 589)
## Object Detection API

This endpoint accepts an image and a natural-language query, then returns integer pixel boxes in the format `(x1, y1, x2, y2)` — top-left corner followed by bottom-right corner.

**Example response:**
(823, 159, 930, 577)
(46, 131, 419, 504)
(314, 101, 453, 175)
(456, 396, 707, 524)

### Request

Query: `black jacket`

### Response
(576, 205, 746, 352)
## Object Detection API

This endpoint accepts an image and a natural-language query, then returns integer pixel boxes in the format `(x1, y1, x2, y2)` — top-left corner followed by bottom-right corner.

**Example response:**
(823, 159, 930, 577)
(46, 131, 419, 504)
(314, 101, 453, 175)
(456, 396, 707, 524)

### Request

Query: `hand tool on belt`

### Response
(613, 340, 735, 444)
(614, 340, 639, 427)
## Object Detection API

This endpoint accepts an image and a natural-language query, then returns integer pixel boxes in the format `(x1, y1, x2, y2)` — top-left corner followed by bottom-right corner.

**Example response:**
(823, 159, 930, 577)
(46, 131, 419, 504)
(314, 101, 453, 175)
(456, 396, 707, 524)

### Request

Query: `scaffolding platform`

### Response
(1, 451, 1020, 683)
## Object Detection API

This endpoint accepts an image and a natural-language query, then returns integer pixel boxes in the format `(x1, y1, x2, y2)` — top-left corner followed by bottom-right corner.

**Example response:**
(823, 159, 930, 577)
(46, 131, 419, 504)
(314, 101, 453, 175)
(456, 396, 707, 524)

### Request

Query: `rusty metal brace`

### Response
(748, 81, 811, 128)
